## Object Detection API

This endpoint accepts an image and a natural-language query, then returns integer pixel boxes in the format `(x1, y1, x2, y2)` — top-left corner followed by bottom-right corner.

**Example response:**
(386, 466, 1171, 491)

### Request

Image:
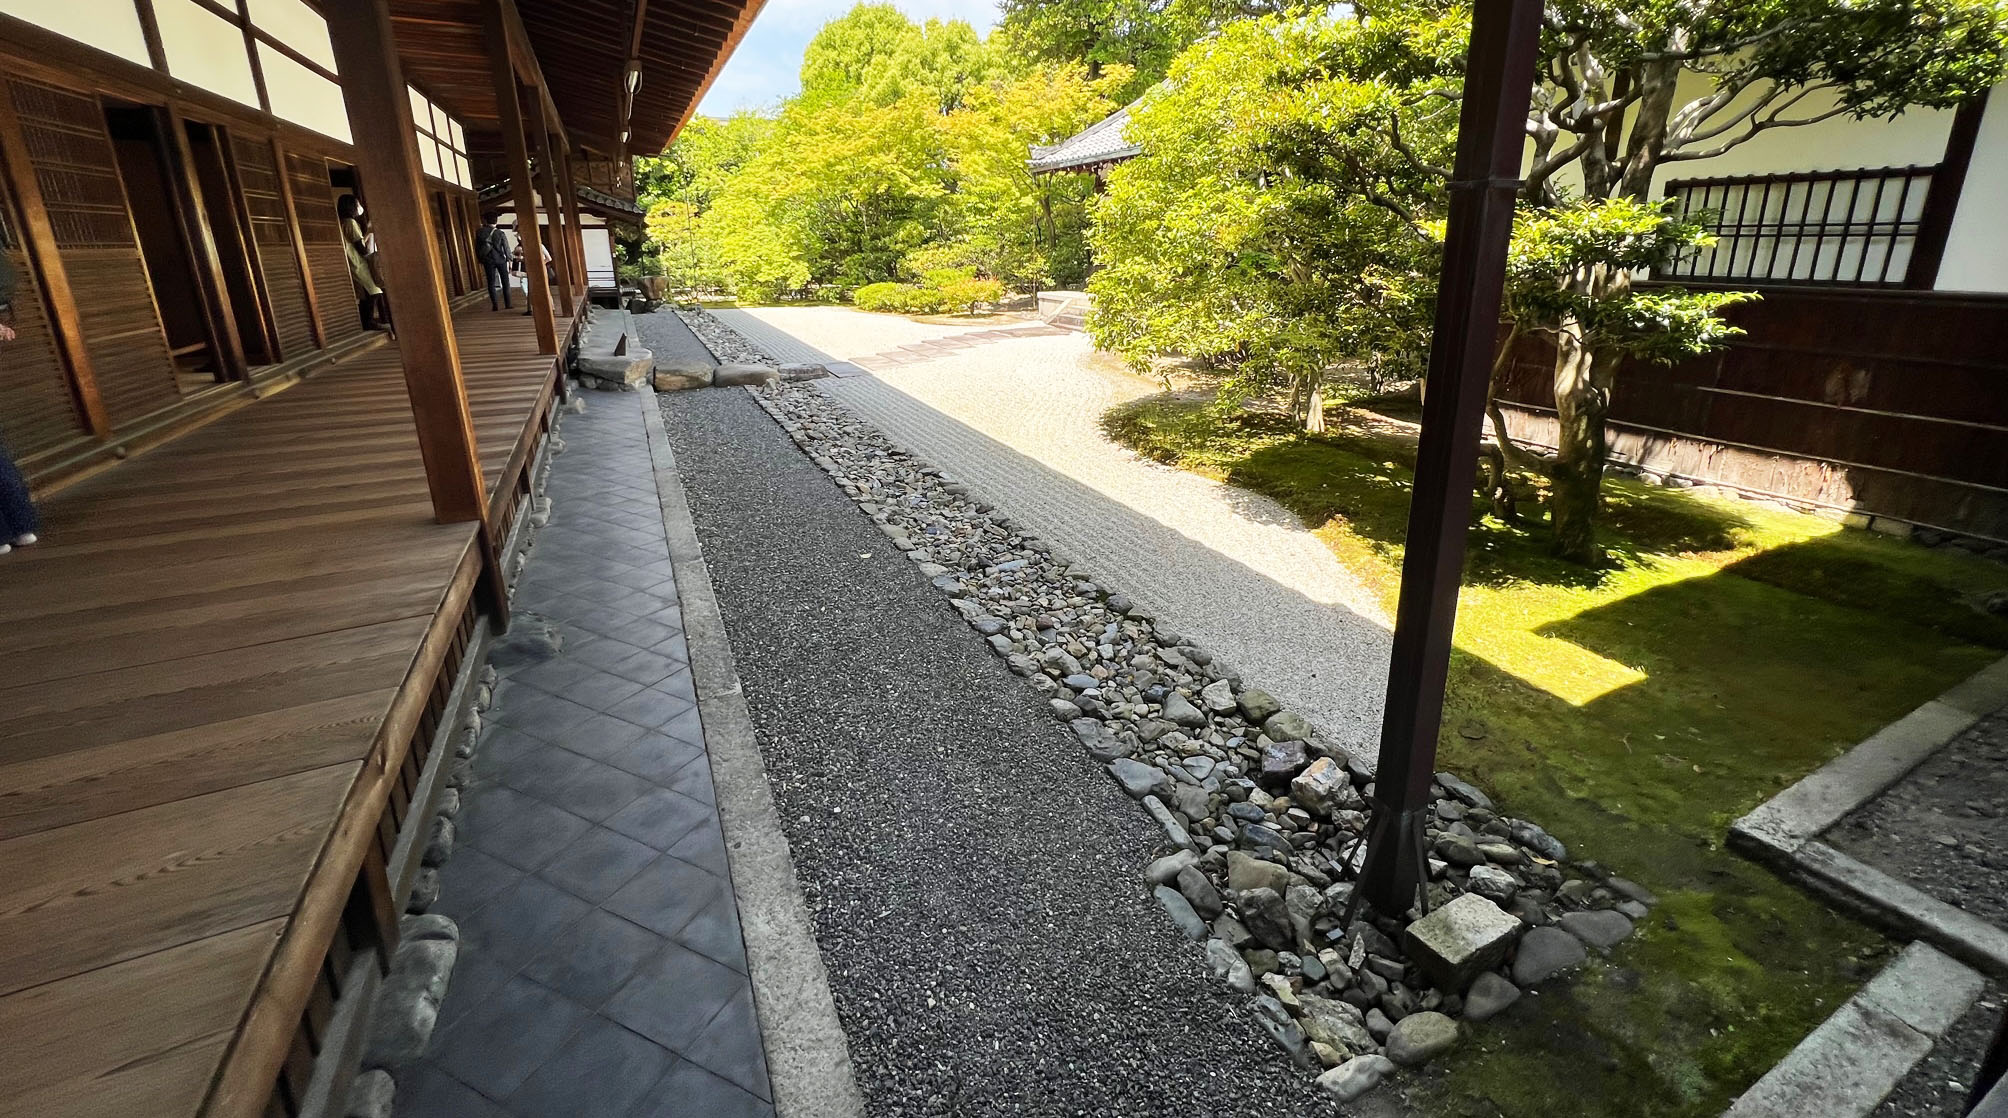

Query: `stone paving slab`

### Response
(396, 390, 772, 1118)
(643, 309, 724, 368)
(719, 306, 1392, 755)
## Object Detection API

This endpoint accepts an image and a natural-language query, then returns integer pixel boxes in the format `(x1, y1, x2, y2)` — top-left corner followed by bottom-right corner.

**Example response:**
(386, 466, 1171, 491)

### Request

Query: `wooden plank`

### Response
(0, 764, 357, 997)
(326, 0, 488, 527)
(160, 106, 251, 381)
(0, 920, 282, 1118)
(270, 139, 326, 349)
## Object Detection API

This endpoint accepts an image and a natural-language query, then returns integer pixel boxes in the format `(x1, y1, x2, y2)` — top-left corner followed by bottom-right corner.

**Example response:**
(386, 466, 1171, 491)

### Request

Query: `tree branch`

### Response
(1665, 99, 1852, 162)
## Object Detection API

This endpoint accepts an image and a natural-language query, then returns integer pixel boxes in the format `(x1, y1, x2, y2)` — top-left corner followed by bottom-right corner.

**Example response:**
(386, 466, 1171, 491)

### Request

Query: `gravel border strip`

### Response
(637, 380, 867, 1118)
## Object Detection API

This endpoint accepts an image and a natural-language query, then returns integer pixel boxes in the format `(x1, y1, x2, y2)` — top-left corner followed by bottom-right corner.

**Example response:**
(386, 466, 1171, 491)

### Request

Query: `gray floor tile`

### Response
(522, 910, 668, 1009)
(676, 987, 771, 1100)
(545, 668, 650, 712)
(654, 669, 698, 703)
(536, 757, 655, 823)
(493, 688, 603, 742)
(460, 876, 593, 970)
(434, 953, 513, 1032)
(431, 846, 524, 920)
(604, 687, 697, 732)
(392, 1063, 512, 1118)
(555, 712, 653, 765)
(460, 785, 594, 870)
(497, 740, 607, 799)
(602, 942, 744, 1052)
(672, 888, 747, 974)
(506, 1015, 676, 1118)
(603, 854, 727, 938)
(536, 826, 661, 903)
(663, 758, 715, 807)
(431, 975, 592, 1100)
(664, 818, 728, 877)
(598, 731, 705, 784)
(632, 1061, 774, 1118)
(605, 788, 714, 851)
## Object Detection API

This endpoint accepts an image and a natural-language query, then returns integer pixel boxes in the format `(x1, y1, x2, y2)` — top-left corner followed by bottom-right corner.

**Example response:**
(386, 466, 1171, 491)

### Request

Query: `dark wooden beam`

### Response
(1905, 91, 1990, 290)
(557, 143, 587, 297)
(325, 0, 488, 526)
(135, 0, 169, 73)
(1355, 0, 1544, 917)
(485, 0, 558, 355)
(0, 81, 109, 438)
(528, 93, 575, 317)
(270, 137, 327, 349)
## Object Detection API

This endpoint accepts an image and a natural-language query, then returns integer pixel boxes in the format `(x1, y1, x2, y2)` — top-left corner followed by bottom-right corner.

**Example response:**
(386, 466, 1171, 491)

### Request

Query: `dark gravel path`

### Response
(1827, 709, 2008, 927)
(1872, 982, 2004, 1118)
(655, 382, 1355, 1118)
(644, 309, 724, 367)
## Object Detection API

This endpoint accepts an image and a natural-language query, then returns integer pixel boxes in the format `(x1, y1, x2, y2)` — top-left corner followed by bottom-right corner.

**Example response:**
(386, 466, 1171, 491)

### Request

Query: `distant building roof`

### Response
(478, 179, 647, 225)
(1029, 101, 1143, 175)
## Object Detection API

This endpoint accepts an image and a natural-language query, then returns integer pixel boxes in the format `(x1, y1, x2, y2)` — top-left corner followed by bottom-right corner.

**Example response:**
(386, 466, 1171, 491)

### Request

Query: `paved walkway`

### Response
(654, 381, 1349, 1116)
(714, 306, 1393, 754)
(396, 390, 772, 1118)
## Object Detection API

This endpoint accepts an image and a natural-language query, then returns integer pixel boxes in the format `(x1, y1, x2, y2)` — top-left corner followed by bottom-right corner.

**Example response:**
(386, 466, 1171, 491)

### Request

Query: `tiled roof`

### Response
(1028, 101, 1143, 174)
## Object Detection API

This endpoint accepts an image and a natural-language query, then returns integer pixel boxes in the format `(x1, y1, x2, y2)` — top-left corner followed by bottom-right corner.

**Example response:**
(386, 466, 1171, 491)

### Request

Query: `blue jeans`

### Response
(484, 263, 513, 309)
(0, 439, 37, 541)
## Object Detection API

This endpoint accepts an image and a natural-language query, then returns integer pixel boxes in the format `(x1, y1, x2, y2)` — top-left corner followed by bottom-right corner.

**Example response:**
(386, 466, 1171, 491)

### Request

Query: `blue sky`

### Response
(696, 0, 1001, 117)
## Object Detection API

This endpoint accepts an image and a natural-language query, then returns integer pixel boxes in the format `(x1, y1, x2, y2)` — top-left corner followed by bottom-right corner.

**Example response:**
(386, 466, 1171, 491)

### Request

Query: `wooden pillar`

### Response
(1353, 0, 1543, 918)
(484, 1, 558, 354)
(271, 139, 327, 349)
(558, 145, 587, 297)
(159, 107, 251, 380)
(0, 83, 110, 437)
(325, 0, 488, 527)
(1905, 91, 1990, 290)
(527, 96, 575, 317)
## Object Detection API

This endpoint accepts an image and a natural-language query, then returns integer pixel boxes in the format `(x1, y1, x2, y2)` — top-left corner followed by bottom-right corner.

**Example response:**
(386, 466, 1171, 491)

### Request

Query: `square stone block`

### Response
(1403, 892, 1522, 993)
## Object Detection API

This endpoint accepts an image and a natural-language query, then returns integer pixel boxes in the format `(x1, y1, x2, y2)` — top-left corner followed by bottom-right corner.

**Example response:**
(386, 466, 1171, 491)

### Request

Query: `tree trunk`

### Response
(1548, 315, 1609, 564)
(1304, 379, 1326, 434)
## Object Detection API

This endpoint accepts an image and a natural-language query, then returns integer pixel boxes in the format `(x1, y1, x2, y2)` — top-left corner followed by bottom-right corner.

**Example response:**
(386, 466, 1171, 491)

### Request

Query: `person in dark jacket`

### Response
(475, 212, 514, 311)
(0, 249, 42, 555)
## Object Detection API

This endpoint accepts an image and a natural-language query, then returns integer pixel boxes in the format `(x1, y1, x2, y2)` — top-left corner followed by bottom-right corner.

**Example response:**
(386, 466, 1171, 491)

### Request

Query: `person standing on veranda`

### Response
(475, 212, 515, 311)
(0, 249, 42, 556)
(339, 194, 392, 335)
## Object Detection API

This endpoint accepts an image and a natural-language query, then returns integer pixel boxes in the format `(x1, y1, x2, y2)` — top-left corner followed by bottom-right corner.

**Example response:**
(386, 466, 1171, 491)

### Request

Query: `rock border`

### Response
(737, 370, 1659, 1100)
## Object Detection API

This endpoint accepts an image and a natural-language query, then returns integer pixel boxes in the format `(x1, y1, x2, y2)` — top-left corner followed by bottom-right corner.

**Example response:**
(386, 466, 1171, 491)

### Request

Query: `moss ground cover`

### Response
(1103, 395, 2008, 1117)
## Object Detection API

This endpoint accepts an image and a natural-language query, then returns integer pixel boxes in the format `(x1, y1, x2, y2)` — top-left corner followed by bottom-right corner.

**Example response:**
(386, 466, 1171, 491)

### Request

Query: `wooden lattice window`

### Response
(1660, 166, 1935, 288)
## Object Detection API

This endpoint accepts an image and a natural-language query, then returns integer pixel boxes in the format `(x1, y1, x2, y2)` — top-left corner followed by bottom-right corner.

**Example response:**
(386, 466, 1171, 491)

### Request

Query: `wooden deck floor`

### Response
(0, 305, 571, 1118)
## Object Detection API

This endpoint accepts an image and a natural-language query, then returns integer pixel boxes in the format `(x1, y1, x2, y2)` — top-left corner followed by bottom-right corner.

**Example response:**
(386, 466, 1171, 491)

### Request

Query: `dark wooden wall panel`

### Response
(233, 135, 314, 360)
(0, 153, 87, 459)
(8, 77, 178, 429)
(1497, 285, 2008, 536)
(287, 153, 363, 345)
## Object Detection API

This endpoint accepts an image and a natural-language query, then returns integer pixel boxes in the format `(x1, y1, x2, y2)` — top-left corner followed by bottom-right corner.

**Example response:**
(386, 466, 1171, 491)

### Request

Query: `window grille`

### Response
(1659, 166, 1934, 287)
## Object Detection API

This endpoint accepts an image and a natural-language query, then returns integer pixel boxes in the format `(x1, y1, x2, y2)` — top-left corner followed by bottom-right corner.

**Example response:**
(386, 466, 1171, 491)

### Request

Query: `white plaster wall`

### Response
(1935, 90, 2008, 293)
(0, 0, 150, 67)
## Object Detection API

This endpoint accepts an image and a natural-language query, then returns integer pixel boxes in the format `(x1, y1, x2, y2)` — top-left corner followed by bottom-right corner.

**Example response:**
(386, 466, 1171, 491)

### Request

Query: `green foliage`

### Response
(997, 0, 1305, 100)
(636, 6, 1118, 304)
(852, 268, 1006, 316)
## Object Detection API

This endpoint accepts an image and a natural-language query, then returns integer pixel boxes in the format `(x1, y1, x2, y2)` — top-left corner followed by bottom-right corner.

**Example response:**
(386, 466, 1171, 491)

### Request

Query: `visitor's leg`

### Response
(0, 441, 40, 545)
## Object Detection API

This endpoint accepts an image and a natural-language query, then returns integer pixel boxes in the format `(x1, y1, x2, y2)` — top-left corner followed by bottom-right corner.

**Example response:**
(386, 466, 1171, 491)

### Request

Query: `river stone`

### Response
(1403, 893, 1522, 992)
(1145, 849, 1200, 884)
(1558, 909, 1635, 951)
(1227, 849, 1290, 896)
(1298, 994, 1375, 1054)
(1154, 885, 1208, 939)
(1110, 757, 1171, 799)
(363, 915, 459, 1068)
(1464, 972, 1522, 1021)
(1237, 687, 1284, 724)
(346, 1069, 396, 1118)
(1262, 710, 1314, 743)
(1172, 782, 1210, 822)
(1466, 864, 1519, 904)
(1435, 771, 1495, 810)
(1386, 1011, 1461, 1067)
(1508, 819, 1568, 861)
(1206, 938, 1256, 992)
(1177, 865, 1226, 919)
(1240, 886, 1296, 951)
(714, 363, 779, 386)
(1512, 925, 1588, 986)
(1162, 691, 1207, 727)
(1258, 738, 1309, 787)
(1071, 717, 1129, 761)
(1291, 756, 1361, 817)
(1253, 995, 1317, 1068)
(651, 360, 715, 391)
(1317, 1054, 1396, 1102)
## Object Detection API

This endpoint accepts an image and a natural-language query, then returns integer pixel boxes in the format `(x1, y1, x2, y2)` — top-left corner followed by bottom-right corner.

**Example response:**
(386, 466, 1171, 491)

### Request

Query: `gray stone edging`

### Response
(635, 382, 867, 1118)
(1721, 940, 1985, 1117)
(1729, 655, 2008, 974)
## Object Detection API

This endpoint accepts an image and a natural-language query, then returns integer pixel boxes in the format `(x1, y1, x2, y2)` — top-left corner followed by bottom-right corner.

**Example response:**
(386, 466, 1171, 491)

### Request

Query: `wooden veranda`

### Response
(0, 303, 572, 1117)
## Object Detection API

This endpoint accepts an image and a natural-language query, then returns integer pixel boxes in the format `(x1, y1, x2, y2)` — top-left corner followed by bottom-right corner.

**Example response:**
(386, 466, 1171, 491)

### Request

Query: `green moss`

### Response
(1102, 395, 2008, 1117)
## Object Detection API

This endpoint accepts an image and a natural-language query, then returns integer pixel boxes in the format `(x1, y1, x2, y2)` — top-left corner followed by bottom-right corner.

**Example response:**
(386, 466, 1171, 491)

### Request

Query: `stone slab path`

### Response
(396, 390, 772, 1118)
(715, 306, 1393, 756)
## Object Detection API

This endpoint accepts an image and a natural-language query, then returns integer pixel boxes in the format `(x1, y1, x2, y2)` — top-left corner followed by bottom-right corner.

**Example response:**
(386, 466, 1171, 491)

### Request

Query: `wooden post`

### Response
(159, 107, 251, 381)
(0, 82, 110, 437)
(558, 144, 587, 297)
(1905, 91, 1990, 290)
(484, 0, 558, 354)
(527, 96, 575, 317)
(207, 118, 283, 363)
(325, 0, 488, 527)
(1353, 0, 1543, 918)
(271, 138, 327, 348)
